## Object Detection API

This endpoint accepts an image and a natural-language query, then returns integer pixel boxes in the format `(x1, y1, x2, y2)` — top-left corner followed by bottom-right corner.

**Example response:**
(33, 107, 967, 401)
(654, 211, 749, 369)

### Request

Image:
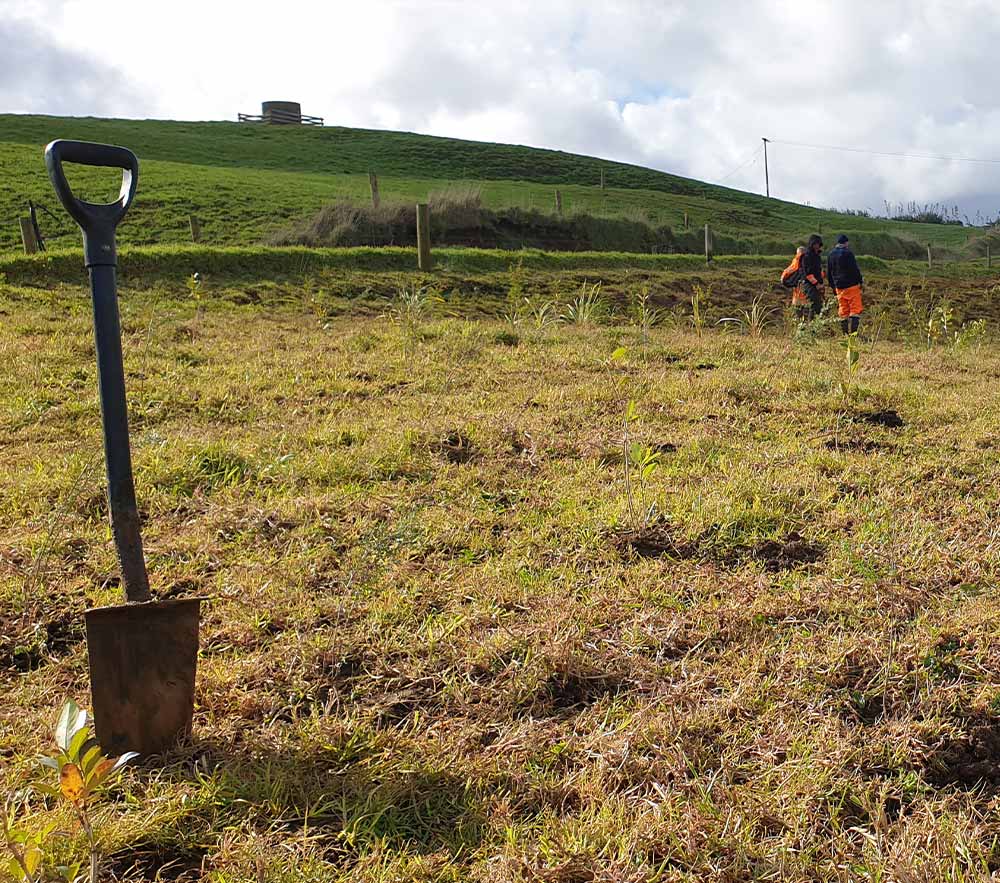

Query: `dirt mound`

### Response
(431, 431, 477, 464)
(614, 523, 824, 572)
(613, 523, 697, 560)
(1, 612, 85, 673)
(750, 533, 825, 571)
(825, 438, 886, 453)
(856, 409, 906, 429)
(923, 713, 1000, 789)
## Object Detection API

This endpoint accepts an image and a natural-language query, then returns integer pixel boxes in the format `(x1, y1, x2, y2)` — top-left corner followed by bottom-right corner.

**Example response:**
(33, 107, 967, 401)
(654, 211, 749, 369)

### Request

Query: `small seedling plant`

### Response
(629, 284, 662, 345)
(185, 272, 203, 324)
(838, 332, 862, 398)
(502, 258, 527, 331)
(387, 283, 444, 344)
(2, 700, 136, 883)
(689, 283, 712, 337)
(622, 400, 661, 530)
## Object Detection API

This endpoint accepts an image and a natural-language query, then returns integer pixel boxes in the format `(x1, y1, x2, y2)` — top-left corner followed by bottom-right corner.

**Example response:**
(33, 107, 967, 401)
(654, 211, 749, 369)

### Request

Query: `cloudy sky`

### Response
(4, 0, 999, 219)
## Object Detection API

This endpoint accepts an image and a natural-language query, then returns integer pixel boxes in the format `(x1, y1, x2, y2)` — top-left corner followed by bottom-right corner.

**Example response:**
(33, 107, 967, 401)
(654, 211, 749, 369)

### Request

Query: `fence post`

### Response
(683, 211, 689, 231)
(927, 243, 932, 269)
(416, 203, 432, 271)
(369, 171, 380, 209)
(987, 244, 992, 269)
(600, 168, 605, 190)
(555, 189, 563, 216)
(19, 218, 38, 254)
(189, 215, 202, 243)
(704, 223, 713, 263)
(28, 201, 45, 251)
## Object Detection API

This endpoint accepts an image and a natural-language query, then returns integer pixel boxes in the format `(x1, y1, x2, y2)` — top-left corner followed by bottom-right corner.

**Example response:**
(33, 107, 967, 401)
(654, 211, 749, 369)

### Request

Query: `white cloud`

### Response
(3, 0, 999, 218)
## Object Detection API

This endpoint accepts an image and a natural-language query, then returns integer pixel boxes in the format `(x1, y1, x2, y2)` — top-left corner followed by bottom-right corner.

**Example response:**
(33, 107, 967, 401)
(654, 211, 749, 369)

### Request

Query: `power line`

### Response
(769, 138, 1000, 166)
(716, 144, 762, 184)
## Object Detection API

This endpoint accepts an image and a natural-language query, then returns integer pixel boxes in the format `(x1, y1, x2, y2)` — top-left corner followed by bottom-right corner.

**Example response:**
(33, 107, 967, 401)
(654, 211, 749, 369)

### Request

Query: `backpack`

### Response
(780, 253, 803, 289)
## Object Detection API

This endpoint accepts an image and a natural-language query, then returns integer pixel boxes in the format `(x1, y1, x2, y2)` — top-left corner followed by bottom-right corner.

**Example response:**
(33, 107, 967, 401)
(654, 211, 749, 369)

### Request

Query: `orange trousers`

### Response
(836, 284, 863, 318)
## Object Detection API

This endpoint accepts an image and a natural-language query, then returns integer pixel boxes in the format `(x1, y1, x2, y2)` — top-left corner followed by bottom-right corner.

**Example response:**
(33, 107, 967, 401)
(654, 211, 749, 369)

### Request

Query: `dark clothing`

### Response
(800, 249, 824, 287)
(802, 279, 824, 318)
(827, 245, 863, 291)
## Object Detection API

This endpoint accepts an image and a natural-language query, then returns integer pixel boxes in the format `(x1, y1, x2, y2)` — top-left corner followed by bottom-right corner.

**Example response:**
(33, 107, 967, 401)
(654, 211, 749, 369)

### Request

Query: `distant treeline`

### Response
(830, 201, 1000, 228)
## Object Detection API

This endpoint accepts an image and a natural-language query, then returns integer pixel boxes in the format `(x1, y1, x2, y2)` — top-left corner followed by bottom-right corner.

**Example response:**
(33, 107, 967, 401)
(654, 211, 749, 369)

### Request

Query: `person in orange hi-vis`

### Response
(781, 246, 809, 320)
(827, 234, 864, 334)
(799, 234, 826, 318)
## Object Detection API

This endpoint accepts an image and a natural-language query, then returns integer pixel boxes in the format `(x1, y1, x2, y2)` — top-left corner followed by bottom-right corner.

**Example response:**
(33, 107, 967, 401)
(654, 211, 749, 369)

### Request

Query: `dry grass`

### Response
(3, 272, 1000, 881)
(265, 188, 486, 248)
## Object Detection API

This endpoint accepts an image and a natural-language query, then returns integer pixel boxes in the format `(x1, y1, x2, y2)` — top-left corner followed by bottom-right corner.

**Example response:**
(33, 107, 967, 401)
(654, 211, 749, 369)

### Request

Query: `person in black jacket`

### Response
(799, 234, 825, 318)
(827, 234, 864, 334)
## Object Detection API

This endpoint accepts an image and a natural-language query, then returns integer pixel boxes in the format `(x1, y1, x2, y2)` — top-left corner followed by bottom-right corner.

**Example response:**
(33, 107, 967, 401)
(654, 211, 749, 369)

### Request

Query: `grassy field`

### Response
(4, 263, 1000, 881)
(1, 115, 989, 256)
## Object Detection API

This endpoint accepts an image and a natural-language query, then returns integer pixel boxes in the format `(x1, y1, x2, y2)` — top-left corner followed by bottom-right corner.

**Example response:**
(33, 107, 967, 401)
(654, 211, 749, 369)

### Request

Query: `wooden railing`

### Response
(238, 111, 324, 126)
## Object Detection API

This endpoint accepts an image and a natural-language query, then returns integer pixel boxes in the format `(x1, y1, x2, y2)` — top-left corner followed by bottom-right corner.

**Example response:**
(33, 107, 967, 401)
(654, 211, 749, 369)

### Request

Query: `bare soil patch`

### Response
(922, 713, 1000, 790)
(431, 430, 478, 464)
(614, 523, 824, 571)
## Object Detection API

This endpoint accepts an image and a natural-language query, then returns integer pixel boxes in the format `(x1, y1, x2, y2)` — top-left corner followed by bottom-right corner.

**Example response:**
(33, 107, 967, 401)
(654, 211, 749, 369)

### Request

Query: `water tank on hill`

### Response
(238, 101, 324, 126)
(262, 101, 302, 124)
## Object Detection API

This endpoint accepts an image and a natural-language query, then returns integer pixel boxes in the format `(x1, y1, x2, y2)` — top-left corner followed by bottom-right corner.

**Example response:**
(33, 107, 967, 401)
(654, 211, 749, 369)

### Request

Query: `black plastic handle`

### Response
(44, 140, 139, 267)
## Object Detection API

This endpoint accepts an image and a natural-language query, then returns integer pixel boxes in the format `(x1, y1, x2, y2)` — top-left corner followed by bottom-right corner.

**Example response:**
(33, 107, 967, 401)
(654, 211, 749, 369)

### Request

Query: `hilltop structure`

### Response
(238, 101, 323, 126)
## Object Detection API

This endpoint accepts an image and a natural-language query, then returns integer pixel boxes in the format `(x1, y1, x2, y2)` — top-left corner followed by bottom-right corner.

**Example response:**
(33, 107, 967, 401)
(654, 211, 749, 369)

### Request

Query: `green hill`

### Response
(0, 114, 986, 257)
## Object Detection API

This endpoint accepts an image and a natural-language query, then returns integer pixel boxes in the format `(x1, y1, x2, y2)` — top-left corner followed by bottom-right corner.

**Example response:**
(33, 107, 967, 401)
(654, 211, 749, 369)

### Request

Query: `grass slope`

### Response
(0, 114, 983, 255)
(4, 276, 1000, 880)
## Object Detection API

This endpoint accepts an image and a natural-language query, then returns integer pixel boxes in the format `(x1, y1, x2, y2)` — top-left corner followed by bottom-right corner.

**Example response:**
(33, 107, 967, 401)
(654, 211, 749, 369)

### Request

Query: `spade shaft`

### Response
(89, 263, 150, 601)
(44, 140, 149, 602)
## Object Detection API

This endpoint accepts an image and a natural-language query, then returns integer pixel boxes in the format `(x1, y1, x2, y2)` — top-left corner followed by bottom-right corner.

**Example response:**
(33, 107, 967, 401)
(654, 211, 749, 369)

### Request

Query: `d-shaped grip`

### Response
(44, 140, 139, 267)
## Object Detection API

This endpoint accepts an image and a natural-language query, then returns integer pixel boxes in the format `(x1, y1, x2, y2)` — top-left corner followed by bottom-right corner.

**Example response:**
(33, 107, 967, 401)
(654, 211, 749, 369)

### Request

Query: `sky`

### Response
(3, 0, 1000, 221)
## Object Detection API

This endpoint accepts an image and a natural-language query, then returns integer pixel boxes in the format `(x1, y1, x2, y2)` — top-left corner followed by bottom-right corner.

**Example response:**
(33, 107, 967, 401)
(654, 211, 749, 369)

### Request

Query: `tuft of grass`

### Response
(562, 281, 607, 326)
(718, 293, 779, 338)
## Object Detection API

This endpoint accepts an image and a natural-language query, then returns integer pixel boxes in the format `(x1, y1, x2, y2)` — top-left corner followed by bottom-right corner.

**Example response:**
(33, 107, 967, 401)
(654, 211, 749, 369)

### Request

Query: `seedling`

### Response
(689, 283, 712, 337)
(2, 700, 136, 883)
(503, 258, 527, 330)
(838, 333, 862, 398)
(387, 283, 444, 343)
(185, 272, 203, 323)
(629, 284, 662, 344)
(622, 400, 661, 530)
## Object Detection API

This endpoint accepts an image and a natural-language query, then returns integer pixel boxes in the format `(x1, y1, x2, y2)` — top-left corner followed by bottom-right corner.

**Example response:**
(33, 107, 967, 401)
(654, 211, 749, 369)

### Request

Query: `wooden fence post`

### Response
(600, 168, 605, 190)
(416, 203, 432, 271)
(555, 190, 563, 216)
(28, 201, 45, 251)
(987, 244, 992, 269)
(189, 215, 202, 243)
(19, 218, 38, 254)
(704, 223, 713, 263)
(927, 243, 932, 269)
(683, 212, 689, 231)
(369, 171, 380, 209)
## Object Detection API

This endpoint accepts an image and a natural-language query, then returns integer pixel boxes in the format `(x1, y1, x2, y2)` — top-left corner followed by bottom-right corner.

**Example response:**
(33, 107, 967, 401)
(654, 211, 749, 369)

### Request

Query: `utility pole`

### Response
(762, 137, 770, 198)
